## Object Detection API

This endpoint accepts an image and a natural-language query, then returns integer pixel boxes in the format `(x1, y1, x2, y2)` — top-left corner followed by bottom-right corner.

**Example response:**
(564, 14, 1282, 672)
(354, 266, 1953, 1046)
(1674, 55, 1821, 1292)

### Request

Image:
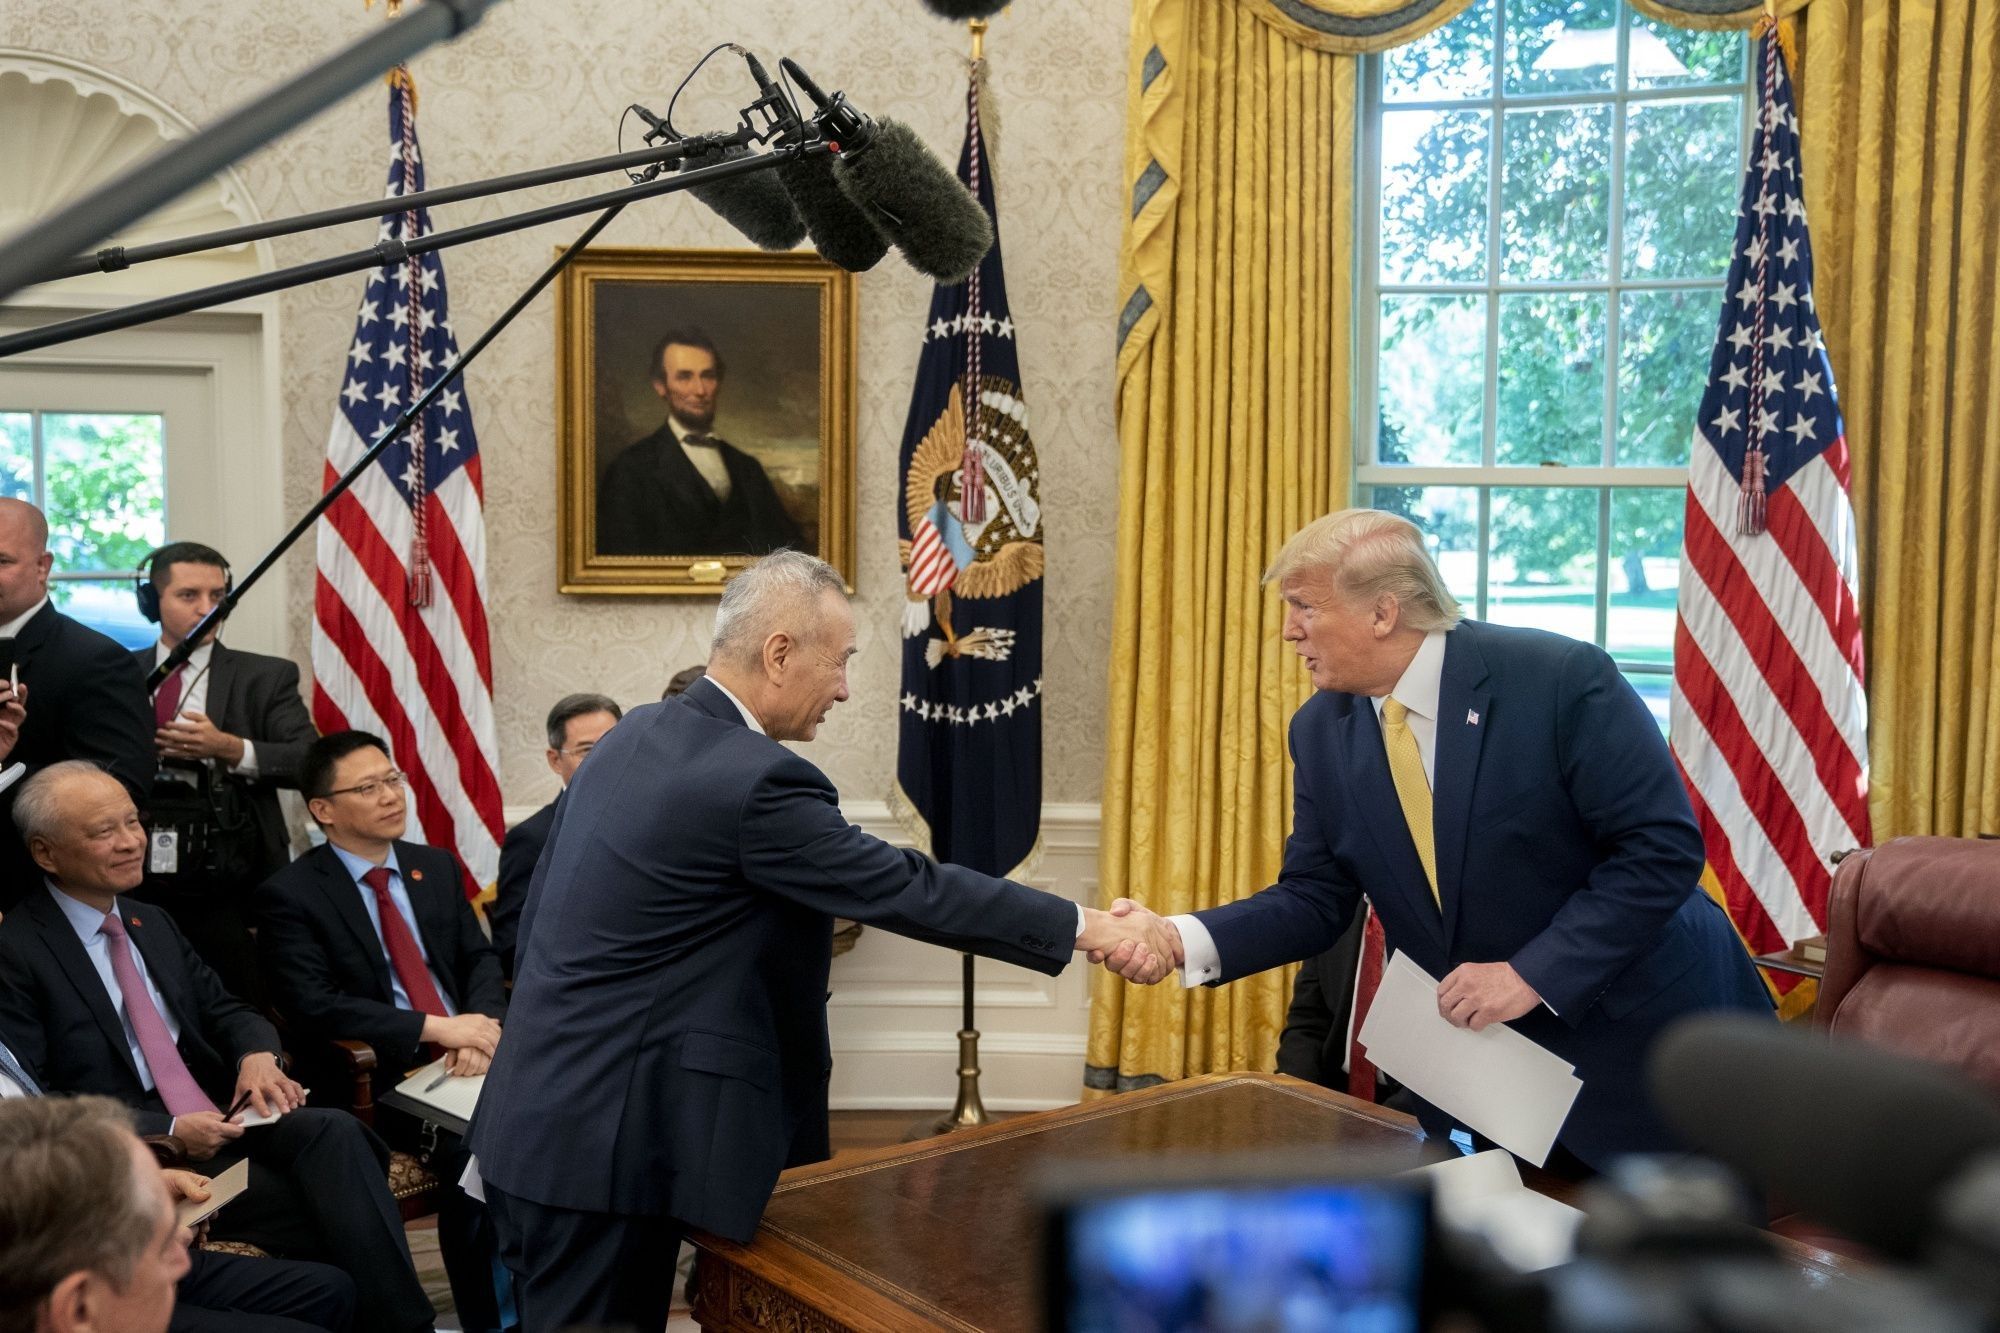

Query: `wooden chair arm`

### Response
(329, 1039, 380, 1128)
(141, 1134, 189, 1169)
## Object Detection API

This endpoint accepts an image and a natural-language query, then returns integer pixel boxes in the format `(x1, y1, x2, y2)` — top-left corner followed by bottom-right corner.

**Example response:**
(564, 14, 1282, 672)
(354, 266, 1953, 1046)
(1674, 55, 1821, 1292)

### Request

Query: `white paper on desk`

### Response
(1357, 951, 1582, 1166)
(392, 1058, 485, 1122)
(1405, 1150, 1582, 1271)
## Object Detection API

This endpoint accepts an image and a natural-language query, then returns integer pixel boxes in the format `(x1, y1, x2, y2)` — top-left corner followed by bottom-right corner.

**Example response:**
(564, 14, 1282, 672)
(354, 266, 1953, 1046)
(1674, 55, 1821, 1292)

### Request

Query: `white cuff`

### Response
(230, 739, 259, 779)
(1169, 913, 1222, 988)
(1073, 903, 1087, 942)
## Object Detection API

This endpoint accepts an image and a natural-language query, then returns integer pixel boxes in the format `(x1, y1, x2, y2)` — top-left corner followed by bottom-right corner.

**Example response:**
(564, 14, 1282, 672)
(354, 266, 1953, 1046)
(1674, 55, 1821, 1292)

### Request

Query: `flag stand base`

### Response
(905, 954, 989, 1140)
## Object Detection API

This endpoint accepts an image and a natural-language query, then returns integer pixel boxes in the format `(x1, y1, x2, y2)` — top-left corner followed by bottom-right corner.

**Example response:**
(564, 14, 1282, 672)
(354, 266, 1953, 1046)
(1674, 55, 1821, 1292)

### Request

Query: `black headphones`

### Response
(135, 543, 234, 624)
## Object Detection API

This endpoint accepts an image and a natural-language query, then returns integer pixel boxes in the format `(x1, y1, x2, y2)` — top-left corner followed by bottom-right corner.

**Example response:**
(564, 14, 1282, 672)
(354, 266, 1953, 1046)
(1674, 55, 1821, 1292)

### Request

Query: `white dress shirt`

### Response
(328, 842, 457, 1015)
(670, 415, 734, 504)
(0, 595, 48, 640)
(48, 882, 181, 1092)
(152, 639, 260, 778)
(1173, 631, 1451, 987)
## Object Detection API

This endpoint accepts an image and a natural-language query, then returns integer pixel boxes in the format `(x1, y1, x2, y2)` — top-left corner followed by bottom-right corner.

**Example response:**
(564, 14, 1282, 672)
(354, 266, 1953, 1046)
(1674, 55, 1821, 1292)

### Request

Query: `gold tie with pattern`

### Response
(1381, 697, 1439, 908)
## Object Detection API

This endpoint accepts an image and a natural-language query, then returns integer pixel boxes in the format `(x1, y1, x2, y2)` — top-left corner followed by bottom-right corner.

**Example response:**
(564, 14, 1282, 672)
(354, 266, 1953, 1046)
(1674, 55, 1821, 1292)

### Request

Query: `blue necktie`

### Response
(0, 1038, 41, 1097)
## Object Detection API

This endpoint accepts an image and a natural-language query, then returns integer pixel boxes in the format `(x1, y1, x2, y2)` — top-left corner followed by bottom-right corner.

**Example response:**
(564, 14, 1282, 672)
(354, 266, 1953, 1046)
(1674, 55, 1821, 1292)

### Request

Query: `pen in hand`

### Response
(423, 1068, 452, 1093)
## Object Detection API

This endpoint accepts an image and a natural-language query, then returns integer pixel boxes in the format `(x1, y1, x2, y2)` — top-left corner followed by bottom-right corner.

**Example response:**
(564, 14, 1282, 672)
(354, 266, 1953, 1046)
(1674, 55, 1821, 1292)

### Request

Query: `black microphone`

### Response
(1650, 1015, 2000, 1259)
(673, 139, 807, 251)
(776, 153, 889, 272)
(781, 58, 994, 285)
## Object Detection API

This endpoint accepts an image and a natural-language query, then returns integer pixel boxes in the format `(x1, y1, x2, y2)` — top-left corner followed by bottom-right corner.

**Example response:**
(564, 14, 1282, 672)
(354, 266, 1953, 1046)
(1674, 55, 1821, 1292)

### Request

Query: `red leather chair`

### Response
(1817, 836, 2000, 1097)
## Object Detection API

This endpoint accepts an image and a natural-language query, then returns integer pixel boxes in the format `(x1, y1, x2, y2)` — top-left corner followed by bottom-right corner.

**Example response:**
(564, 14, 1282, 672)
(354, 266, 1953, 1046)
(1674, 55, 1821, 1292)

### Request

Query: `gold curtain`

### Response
(1085, 0, 1357, 1093)
(1793, 0, 2000, 838)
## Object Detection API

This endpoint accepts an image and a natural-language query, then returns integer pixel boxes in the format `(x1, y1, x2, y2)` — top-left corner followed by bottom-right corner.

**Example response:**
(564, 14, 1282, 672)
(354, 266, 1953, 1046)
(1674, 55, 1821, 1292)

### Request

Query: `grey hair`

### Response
(9, 761, 113, 845)
(545, 693, 623, 751)
(709, 550, 848, 669)
(1264, 509, 1463, 633)
(0, 1095, 157, 1324)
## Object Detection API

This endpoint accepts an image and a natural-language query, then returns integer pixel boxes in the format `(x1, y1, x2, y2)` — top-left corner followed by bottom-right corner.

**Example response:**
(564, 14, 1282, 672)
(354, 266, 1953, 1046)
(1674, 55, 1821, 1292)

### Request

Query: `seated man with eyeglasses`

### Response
(255, 730, 507, 1333)
(488, 694, 622, 982)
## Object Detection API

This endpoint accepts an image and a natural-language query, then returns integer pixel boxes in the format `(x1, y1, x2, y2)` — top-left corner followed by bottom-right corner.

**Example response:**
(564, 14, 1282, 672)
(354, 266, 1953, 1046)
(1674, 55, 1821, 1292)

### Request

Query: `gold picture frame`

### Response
(556, 246, 857, 594)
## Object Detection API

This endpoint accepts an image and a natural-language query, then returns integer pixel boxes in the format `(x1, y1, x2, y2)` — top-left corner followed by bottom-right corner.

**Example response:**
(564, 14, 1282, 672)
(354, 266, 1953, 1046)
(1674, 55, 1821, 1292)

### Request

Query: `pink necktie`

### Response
(153, 665, 186, 728)
(99, 911, 218, 1117)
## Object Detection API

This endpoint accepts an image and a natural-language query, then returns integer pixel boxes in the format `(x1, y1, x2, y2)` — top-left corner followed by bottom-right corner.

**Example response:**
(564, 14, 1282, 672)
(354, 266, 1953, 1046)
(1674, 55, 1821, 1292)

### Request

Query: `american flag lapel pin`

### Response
(1467, 709, 1480, 726)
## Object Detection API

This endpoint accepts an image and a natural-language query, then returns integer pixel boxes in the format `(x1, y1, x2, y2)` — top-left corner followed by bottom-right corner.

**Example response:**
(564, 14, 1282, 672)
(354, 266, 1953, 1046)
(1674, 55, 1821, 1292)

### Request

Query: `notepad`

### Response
(1357, 951, 1583, 1166)
(1404, 1150, 1583, 1271)
(391, 1058, 486, 1123)
(175, 1160, 250, 1229)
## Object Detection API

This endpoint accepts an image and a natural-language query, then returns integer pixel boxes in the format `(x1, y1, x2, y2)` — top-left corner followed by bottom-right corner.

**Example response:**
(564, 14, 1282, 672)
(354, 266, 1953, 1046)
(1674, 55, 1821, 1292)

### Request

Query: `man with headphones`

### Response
(130, 542, 317, 1004)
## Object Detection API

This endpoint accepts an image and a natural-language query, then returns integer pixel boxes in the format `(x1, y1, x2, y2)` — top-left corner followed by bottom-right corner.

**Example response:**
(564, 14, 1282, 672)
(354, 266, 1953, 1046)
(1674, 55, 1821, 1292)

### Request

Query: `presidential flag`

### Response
(312, 69, 504, 898)
(1670, 35, 1869, 964)
(891, 67, 1045, 878)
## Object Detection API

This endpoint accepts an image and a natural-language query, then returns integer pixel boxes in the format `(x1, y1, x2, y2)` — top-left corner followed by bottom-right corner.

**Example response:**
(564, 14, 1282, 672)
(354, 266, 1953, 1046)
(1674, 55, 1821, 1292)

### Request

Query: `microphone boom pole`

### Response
(147, 196, 630, 691)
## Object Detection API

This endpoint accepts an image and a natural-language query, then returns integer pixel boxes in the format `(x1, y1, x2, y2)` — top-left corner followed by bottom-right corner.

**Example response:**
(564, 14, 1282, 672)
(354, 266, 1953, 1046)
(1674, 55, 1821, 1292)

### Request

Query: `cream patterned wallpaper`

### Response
(2, 0, 1128, 812)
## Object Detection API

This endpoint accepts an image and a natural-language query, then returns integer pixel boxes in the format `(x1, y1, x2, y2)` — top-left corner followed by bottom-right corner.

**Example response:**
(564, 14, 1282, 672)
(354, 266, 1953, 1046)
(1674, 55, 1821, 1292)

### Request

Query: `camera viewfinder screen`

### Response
(1059, 1182, 1426, 1333)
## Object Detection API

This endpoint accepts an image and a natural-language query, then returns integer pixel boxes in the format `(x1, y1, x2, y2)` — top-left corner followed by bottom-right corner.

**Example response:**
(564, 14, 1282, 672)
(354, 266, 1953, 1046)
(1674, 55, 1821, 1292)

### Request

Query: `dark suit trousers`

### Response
(380, 1106, 501, 1333)
(485, 1182, 682, 1333)
(201, 1108, 433, 1333)
(173, 1249, 356, 1333)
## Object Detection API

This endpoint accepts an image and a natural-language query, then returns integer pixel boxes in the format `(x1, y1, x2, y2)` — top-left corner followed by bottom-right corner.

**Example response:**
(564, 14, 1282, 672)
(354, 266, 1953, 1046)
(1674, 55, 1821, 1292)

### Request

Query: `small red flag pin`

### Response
(410, 869, 423, 882)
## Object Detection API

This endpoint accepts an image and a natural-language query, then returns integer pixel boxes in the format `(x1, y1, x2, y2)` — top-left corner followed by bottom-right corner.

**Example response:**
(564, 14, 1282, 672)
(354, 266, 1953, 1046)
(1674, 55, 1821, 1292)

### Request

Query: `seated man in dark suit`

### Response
(129, 541, 319, 1005)
(0, 761, 434, 1333)
(257, 730, 506, 1332)
(0, 497, 154, 909)
(0, 1071, 356, 1333)
(490, 694, 621, 980)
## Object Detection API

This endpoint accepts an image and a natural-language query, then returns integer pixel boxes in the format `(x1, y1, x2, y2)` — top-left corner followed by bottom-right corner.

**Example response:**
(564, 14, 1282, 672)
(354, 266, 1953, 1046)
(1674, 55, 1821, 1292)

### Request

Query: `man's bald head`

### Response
(0, 497, 52, 624)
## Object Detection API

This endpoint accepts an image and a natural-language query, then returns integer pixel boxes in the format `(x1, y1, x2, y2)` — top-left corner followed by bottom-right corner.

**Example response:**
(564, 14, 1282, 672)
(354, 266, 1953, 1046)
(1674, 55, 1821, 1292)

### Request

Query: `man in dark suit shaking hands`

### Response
(130, 541, 318, 1004)
(467, 550, 1178, 1333)
(1112, 509, 1772, 1171)
(257, 730, 507, 1331)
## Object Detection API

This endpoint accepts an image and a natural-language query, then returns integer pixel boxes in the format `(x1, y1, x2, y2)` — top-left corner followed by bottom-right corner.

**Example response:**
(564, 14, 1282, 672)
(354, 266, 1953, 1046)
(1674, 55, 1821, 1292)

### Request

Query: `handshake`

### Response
(1075, 899, 1184, 985)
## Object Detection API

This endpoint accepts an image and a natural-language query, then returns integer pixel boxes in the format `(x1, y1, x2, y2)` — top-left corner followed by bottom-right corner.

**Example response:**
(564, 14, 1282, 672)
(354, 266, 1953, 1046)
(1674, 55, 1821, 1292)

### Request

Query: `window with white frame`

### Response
(1358, 0, 1750, 725)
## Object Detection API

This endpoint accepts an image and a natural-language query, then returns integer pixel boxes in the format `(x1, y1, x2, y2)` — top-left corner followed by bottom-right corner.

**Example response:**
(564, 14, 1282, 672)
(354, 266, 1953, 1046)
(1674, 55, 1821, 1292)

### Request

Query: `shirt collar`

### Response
(667, 415, 717, 449)
(154, 639, 214, 671)
(47, 880, 118, 944)
(329, 841, 402, 885)
(0, 596, 48, 640)
(704, 676, 767, 735)
(1370, 628, 1450, 722)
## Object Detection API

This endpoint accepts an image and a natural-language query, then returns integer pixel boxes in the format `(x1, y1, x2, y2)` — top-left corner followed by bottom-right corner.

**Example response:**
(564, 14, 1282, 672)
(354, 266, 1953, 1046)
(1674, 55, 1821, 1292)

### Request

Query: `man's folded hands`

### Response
(1076, 898, 1184, 984)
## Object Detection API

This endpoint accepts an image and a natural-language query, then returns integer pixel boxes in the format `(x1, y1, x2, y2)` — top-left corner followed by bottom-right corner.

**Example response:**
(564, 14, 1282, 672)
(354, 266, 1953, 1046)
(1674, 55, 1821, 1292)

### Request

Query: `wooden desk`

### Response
(690, 1073, 1438, 1332)
(689, 1072, 1855, 1331)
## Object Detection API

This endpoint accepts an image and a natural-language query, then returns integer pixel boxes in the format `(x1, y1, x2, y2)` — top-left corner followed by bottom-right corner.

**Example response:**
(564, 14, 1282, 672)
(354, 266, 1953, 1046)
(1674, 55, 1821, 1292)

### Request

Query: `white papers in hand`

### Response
(1406, 1150, 1582, 1271)
(392, 1058, 486, 1122)
(175, 1159, 251, 1229)
(1356, 951, 1582, 1166)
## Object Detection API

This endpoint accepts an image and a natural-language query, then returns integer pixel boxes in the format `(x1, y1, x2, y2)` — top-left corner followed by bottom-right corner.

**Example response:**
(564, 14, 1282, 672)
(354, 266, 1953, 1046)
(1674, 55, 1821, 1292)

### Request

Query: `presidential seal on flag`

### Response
(900, 378, 1044, 669)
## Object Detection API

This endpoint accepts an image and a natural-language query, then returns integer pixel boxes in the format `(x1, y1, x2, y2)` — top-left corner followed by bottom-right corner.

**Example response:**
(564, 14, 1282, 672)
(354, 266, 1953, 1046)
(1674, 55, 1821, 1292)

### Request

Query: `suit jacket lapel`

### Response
(120, 901, 204, 1057)
(311, 846, 398, 1001)
(1340, 702, 1447, 955)
(1432, 628, 1492, 955)
(204, 644, 240, 730)
(25, 891, 141, 1084)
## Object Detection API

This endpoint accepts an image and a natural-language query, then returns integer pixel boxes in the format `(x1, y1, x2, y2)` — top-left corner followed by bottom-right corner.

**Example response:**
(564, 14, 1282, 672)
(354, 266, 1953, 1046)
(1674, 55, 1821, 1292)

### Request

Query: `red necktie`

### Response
(1347, 906, 1388, 1103)
(153, 665, 186, 728)
(361, 867, 449, 1019)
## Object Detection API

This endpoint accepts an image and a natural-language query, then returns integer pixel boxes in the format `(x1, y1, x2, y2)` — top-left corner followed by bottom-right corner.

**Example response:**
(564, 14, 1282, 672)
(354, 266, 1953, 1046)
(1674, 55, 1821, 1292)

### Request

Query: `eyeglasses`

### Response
(322, 772, 405, 800)
(555, 743, 597, 759)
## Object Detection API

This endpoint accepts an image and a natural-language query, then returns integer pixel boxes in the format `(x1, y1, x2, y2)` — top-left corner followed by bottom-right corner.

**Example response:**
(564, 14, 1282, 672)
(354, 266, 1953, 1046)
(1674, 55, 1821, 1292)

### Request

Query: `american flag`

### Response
(1670, 36, 1869, 959)
(311, 69, 503, 898)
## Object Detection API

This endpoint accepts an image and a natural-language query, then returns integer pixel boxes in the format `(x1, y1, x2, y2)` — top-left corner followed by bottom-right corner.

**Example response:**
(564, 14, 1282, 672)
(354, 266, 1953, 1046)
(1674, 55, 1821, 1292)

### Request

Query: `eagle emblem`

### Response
(898, 378, 1045, 668)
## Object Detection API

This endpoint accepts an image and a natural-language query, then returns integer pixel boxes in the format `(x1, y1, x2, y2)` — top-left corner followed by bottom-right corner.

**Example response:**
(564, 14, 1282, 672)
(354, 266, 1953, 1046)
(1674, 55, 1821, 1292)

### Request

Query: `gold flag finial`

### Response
(364, 0, 405, 14)
(969, 18, 987, 63)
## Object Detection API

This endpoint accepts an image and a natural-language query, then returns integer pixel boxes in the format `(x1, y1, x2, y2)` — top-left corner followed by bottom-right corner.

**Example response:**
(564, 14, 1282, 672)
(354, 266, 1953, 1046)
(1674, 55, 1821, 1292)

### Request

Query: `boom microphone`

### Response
(1650, 1015, 2000, 1259)
(775, 154, 890, 272)
(781, 58, 994, 284)
(674, 140, 807, 250)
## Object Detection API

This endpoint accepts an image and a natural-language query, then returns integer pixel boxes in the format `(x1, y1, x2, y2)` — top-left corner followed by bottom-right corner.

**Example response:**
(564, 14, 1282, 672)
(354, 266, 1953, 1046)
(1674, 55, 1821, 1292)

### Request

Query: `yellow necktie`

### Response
(1381, 697, 1439, 908)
